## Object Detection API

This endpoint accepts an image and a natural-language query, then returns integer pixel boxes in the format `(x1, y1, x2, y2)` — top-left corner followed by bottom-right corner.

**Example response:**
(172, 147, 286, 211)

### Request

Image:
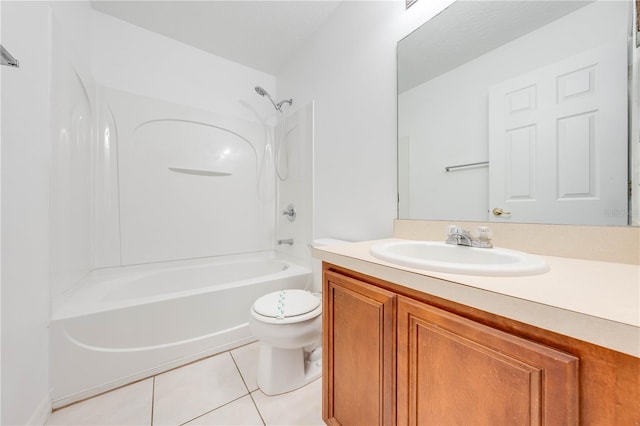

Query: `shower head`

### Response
(254, 86, 293, 112)
(255, 86, 268, 97)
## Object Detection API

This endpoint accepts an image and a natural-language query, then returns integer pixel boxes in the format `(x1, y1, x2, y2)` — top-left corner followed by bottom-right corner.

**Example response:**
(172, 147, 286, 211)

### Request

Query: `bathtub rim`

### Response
(51, 250, 311, 321)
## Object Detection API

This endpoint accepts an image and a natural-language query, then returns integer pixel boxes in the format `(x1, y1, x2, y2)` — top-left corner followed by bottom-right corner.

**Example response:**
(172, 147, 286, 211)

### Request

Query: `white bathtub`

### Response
(50, 252, 312, 408)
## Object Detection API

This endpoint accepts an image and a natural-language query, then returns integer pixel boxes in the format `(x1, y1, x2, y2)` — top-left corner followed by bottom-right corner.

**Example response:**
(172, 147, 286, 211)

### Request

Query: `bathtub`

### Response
(50, 252, 312, 408)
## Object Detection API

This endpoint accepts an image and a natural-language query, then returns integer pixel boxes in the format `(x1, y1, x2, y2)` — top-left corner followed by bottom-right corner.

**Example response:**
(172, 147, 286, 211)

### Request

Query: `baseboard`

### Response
(26, 395, 51, 426)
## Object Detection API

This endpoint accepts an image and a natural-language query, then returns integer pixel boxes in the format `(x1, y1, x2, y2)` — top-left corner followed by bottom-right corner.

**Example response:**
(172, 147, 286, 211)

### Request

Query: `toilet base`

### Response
(256, 343, 322, 395)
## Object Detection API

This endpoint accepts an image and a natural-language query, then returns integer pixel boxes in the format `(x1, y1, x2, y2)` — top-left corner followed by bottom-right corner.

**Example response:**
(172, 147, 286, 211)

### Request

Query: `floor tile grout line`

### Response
(151, 349, 252, 425)
(150, 376, 156, 426)
(177, 393, 253, 426)
(53, 350, 239, 416)
(52, 343, 282, 426)
(175, 350, 254, 425)
(230, 348, 266, 426)
(248, 390, 267, 426)
(229, 348, 253, 394)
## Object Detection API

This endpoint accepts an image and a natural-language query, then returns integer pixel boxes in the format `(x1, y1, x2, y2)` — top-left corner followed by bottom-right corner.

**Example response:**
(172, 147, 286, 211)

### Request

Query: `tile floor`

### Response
(45, 342, 324, 426)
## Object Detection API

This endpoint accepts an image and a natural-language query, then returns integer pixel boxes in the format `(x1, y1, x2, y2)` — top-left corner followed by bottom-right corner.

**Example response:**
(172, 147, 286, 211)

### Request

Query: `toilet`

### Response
(249, 289, 322, 395)
(249, 238, 349, 395)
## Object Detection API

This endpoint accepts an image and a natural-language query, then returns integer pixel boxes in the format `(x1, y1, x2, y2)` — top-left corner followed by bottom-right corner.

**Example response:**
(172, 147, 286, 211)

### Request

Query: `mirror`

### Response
(398, 0, 637, 226)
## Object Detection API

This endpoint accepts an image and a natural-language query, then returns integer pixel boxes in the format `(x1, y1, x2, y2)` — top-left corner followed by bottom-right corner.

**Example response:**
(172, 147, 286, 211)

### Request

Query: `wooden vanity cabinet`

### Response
(322, 263, 640, 426)
(397, 296, 578, 425)
(322, 269, 396, 426)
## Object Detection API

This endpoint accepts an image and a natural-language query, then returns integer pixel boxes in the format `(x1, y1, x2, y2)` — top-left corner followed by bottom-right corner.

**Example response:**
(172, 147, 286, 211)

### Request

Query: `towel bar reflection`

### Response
(1, 45, 19, 68)
(445, 161, 489, 172)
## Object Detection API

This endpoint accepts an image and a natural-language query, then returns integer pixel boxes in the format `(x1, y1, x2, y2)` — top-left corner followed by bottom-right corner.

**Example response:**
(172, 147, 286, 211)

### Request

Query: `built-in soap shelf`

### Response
(168, 167, 231, 177)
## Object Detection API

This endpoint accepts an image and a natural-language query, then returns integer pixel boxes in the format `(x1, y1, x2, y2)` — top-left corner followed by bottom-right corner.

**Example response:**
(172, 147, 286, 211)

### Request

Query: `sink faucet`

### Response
(446, 225, 493, 248)
(446, 226, 473, 246)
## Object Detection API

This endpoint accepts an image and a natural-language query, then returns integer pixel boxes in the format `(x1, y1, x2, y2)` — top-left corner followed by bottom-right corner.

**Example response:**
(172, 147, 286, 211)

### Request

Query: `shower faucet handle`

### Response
(282, 204, 296, 222)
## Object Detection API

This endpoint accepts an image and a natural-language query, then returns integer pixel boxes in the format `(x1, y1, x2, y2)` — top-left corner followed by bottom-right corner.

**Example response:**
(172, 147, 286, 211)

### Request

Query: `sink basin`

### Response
(370, 241, 549, 276)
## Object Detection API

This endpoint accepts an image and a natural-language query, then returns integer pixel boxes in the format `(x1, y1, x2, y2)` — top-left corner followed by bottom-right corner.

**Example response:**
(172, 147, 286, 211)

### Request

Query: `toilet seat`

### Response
(251, 290, 321, 325)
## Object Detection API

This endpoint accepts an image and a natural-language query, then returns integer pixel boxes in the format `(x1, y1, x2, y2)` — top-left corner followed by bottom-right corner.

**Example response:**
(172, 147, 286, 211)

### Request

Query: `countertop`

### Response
(312, 238, 640, 358)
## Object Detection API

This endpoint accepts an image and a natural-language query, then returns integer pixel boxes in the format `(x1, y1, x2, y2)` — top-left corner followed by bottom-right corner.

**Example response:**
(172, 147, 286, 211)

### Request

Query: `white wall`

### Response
(399, 1, 629, 221)
(1, 3, 4, 422)
(91, 10, 276, 124)
(1, 3, 3, 419)
(277, 0, 455, 242)
(1, 2, 52, 424)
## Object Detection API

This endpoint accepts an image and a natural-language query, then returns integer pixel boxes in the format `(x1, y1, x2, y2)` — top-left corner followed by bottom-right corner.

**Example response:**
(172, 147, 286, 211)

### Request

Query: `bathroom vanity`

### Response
(314, 239, 640, 425)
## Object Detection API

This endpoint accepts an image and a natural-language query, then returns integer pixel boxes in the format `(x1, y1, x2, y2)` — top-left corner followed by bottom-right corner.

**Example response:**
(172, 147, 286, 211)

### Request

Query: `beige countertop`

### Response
(313, 238, 640, 358)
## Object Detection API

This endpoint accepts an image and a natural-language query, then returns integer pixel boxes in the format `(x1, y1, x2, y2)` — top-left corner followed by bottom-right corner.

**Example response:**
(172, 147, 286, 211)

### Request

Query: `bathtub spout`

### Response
(278, 238, 294, 245)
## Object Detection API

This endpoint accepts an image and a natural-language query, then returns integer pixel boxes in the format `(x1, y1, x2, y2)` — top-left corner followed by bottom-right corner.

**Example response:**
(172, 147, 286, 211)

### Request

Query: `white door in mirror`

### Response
(489, 41, 627, 225)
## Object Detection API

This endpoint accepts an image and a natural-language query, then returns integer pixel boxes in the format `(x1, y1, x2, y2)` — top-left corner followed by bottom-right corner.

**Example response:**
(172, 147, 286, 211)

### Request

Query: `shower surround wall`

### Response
(49, 9, 279, 307)
(274, 102, 315, 266)
(95, 87, 272, 266)
(50, 3, 96, 311)
(90, 10, 278, 271)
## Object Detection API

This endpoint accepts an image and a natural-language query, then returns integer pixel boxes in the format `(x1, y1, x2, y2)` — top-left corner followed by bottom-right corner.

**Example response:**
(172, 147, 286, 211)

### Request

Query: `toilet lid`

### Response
(253, 289, 320, 319)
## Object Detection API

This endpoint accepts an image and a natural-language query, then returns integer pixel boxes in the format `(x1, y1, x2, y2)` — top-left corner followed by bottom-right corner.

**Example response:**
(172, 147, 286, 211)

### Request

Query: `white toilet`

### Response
(249, 289, 322, 395)
(249, 238, 349, 395)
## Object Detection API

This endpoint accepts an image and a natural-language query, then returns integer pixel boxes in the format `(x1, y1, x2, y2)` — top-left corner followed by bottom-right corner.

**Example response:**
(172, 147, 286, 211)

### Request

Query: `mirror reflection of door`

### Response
(397, 0, 634, 226)
(489, 42, 627, 225)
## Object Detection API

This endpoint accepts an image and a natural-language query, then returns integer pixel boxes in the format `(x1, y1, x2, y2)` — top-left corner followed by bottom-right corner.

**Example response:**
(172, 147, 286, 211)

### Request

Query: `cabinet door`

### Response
(397, 296, 579, 425)
(323, 270, 396, 426)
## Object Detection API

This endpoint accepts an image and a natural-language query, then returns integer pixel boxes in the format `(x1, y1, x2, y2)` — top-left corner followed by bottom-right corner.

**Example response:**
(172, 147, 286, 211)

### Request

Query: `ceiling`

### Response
(91, 1, 343, 75)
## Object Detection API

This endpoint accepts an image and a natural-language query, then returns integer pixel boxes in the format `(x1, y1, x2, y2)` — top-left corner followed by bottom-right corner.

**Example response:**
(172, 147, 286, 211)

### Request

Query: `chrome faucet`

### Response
(282, 204, 296, 222)
(278, 238, 294, 245)
(446, 225, 493, 248)
(446, 226, 473, 246)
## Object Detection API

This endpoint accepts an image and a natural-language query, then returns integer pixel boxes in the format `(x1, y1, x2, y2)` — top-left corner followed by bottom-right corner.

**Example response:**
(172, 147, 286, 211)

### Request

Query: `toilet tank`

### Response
(310, 238, 350, 293)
